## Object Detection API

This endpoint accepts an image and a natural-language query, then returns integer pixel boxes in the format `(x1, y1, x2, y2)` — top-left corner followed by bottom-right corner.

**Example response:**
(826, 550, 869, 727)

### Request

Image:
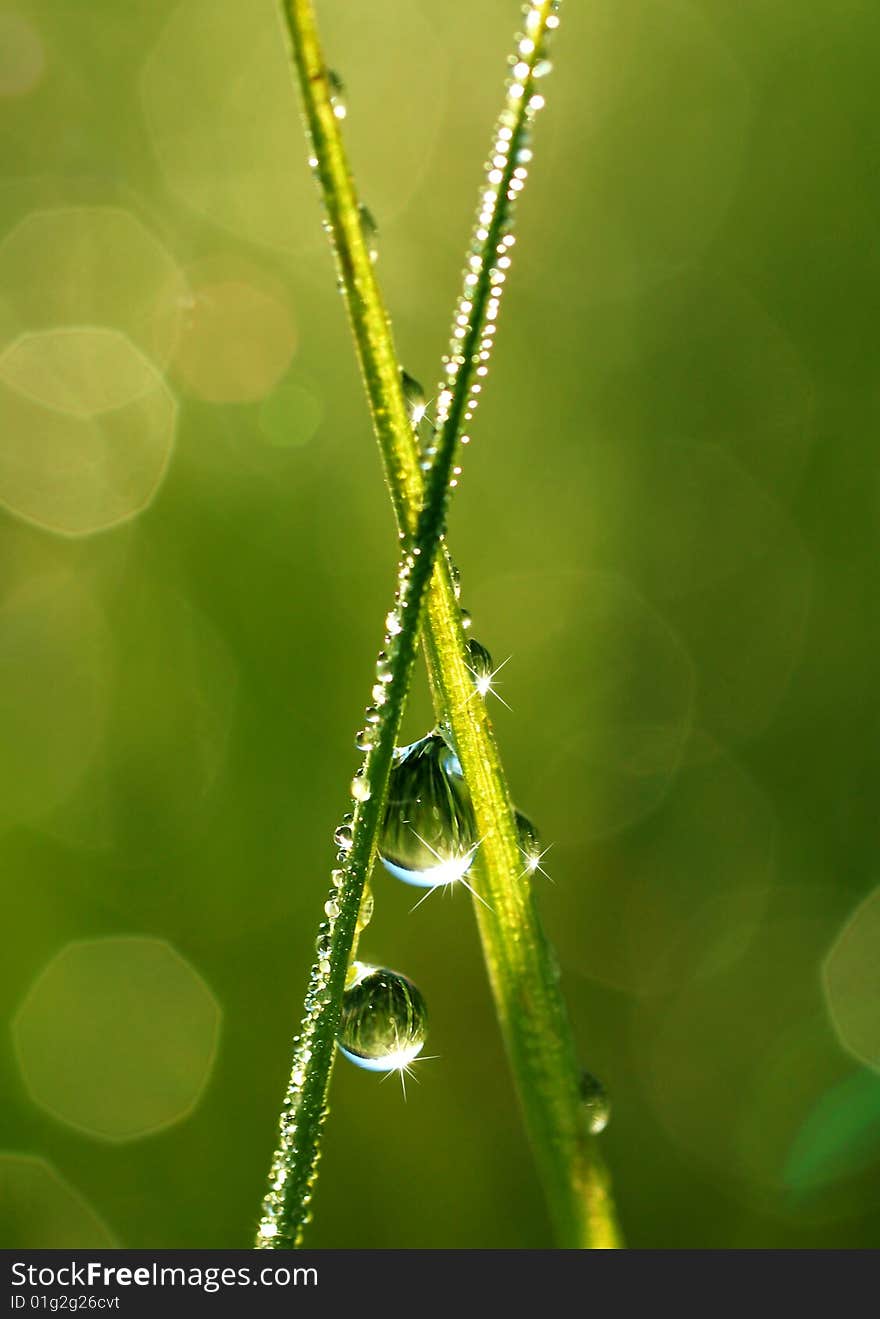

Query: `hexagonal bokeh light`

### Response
(13, 937, 221, 1141)
(0, 326, 177, 536)
(822, 887, 880, 1072)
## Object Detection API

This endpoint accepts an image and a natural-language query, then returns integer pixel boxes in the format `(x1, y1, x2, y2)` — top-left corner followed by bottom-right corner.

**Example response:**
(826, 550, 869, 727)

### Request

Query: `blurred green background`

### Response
(1, 0, 879, 1249)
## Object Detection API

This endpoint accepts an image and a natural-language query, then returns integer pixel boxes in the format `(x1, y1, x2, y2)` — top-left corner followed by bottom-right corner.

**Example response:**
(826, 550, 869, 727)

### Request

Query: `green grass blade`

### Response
(266, 0, 622, 1249)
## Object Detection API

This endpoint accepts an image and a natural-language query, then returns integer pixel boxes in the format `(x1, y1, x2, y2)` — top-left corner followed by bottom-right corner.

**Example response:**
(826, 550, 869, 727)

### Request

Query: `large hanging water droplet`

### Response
(338, 964, 427, 1072)
(379, 732, 478, 888)
(580, 1070, 610, 1134)
(400, 369, 427, 426)
(358, 204, 379, 262)
(327, 69, 347, 120)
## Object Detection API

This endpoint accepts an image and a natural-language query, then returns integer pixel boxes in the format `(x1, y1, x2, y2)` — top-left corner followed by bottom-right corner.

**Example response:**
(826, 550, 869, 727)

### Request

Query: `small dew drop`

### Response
(327, 69, 347, 119)
(466, 637, 494, 688)
(515, 809, 544, 877)
(334, 822, 354, 851)
(356, 886, 374, 933)
(351, 770, 371, 803)
(400, 368, 428, 427)
(460, 608, 473, 631)
(376, 651, 393, 683)
(358, 204, 379, 262)
(580, 1071, 611, 1135)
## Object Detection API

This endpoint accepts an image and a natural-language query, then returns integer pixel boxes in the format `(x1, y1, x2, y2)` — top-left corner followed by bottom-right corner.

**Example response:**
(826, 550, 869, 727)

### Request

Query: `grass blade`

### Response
(262, 0, 622, 1249)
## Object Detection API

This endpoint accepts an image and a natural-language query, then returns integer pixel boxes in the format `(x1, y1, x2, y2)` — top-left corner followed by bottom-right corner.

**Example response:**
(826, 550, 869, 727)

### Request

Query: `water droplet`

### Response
(355, 728, 374, 752)
(338, 964, 427, 1073)
(376, 651, 393, 683)
(580, 1071, 610, 1134)
(460, 607, 473, 631)
(358, 204, 378, 262)
(334, 822, 354, 851)
(351, 769, 371, 802)
(327, 69, 347, 120)
(515, 809, 543, 877)
(379, 732, 478, 888)
(533, 59, 553, 78)
(466, 637, 494, 685)
(400, 369, 427, 426)
(356, 886, 374, 933)
(324, 897, 339, 919)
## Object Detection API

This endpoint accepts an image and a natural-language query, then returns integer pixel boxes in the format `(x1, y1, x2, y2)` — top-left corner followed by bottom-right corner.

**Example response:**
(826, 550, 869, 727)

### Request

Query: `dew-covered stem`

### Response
(269, 0, 621, 1248)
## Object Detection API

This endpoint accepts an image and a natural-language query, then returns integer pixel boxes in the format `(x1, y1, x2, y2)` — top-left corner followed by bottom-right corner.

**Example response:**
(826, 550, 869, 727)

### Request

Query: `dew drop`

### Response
(515, 809, 543, 876)
(338, 964, 428, 1073)
(379, 732, 478, 888)
(327, 69, 347, 120)
(580, 1071, 611, 1135)
(355, 886, 374, 933)
(400, 368, 428, 426)
(351, 769, 371, 803)
(466, 637, 494, 686)
(376, 651, 393, 683)
(460, 607, 473, 631)
(355, 727, 374, 752)
(358, 204, 379, 262)
(533, 59, 553, 78)
(334, 822, 354, 851)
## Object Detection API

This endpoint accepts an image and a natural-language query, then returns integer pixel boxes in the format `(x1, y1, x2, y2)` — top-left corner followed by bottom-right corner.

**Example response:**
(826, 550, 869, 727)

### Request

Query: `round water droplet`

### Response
(533, 59, 553, 78)
(580, 1071, 610, 1134)
(351, 770, 371, 802)
(327, 69, 347, 120)
(376, 651, 393, 683)
(460, 607, 473, 631)
(358, 204, 379, 262)
(334, 822, 354, 851)
(379, 732, 477, 888)
(355, 727, 374, 752)
(338, 965, 427, 1073)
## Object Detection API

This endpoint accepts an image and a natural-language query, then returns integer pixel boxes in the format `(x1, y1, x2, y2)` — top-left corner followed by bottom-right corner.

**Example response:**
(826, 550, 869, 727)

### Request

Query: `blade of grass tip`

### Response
(272, 0, 622, 1248)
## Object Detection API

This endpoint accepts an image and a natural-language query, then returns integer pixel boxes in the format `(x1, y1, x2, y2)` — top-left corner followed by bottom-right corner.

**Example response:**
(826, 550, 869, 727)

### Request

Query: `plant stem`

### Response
(271, 0, 622, 1248)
